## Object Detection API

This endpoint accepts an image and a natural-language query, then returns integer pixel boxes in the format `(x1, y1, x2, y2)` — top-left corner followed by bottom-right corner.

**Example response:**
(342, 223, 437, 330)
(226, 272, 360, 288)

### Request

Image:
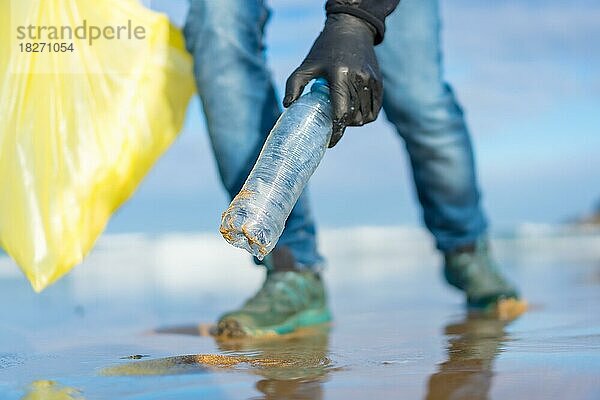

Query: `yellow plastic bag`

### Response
(0, 0, 195, 291)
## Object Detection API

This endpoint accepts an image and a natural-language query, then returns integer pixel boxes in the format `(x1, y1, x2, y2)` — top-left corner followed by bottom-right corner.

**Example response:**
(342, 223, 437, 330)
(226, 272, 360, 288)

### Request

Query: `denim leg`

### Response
(376, 0, 488, 252)
(184, 0, 322, 268)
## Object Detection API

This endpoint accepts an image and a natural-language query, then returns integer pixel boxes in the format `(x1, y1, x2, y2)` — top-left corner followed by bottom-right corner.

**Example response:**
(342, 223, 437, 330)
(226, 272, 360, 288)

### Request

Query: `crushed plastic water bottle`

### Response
(220, 79, 332, 259)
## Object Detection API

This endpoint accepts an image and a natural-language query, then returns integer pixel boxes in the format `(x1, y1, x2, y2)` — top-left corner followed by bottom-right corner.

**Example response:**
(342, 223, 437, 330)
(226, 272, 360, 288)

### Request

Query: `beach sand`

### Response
(1, 227, 599, 399)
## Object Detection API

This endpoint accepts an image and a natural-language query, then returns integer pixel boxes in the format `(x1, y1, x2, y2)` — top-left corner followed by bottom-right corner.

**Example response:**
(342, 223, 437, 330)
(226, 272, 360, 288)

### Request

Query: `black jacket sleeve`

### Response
(325, 0, 400, 44)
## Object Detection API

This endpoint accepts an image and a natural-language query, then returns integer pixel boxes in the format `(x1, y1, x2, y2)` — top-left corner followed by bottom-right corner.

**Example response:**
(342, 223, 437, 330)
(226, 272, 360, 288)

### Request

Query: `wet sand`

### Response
(0, 227, 599, 399)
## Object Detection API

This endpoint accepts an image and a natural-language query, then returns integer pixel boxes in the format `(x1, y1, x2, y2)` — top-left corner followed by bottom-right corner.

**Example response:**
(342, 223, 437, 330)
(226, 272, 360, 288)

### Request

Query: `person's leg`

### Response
(183, 0, 322, 269)
(376, 0, 486, 252)
(184, 0, 329, 337)
(376, 0, 522, 312)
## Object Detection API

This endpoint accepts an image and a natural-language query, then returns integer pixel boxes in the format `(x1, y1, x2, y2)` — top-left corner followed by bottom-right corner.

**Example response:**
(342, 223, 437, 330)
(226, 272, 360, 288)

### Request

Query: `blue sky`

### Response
(108, 0, 600, 233)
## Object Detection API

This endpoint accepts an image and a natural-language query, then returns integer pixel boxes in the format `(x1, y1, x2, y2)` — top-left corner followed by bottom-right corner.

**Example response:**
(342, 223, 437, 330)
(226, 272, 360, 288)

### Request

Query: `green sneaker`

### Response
(444, 239, 521, 312)
(216, 270, 331, 338)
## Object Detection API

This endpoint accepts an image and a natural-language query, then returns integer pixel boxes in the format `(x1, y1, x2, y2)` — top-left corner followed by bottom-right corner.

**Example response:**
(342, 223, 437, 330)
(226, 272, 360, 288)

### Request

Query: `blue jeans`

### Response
(183, 0, 487, 267)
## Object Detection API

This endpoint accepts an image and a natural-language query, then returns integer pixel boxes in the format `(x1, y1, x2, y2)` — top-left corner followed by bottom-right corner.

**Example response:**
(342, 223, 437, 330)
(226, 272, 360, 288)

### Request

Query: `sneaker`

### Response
(216, 270, 331, 338)
(444, 239, 524, 316)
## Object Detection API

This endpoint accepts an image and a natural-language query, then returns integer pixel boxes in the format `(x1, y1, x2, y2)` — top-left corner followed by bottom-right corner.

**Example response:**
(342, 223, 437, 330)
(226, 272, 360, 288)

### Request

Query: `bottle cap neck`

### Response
(311, 78, 329, 95)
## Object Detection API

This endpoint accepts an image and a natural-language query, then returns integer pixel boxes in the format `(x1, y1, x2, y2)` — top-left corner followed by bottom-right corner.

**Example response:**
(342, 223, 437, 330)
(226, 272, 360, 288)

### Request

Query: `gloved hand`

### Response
(284, 13, 383, 148)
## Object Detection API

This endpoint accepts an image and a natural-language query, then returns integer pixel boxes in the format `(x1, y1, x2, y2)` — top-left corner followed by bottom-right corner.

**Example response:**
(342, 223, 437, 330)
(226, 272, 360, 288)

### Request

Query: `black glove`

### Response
(284, 13, 383, 148)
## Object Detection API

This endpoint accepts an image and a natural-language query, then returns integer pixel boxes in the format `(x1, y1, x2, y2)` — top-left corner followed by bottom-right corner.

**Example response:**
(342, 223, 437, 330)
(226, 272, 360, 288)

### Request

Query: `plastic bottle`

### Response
(220, 79, 332, 259)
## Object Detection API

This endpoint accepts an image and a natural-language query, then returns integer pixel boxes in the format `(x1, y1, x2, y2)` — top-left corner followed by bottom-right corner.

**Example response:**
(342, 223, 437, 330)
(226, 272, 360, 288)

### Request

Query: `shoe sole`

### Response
(217, 307, 332, 338)
(468, 297, 528, 321)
